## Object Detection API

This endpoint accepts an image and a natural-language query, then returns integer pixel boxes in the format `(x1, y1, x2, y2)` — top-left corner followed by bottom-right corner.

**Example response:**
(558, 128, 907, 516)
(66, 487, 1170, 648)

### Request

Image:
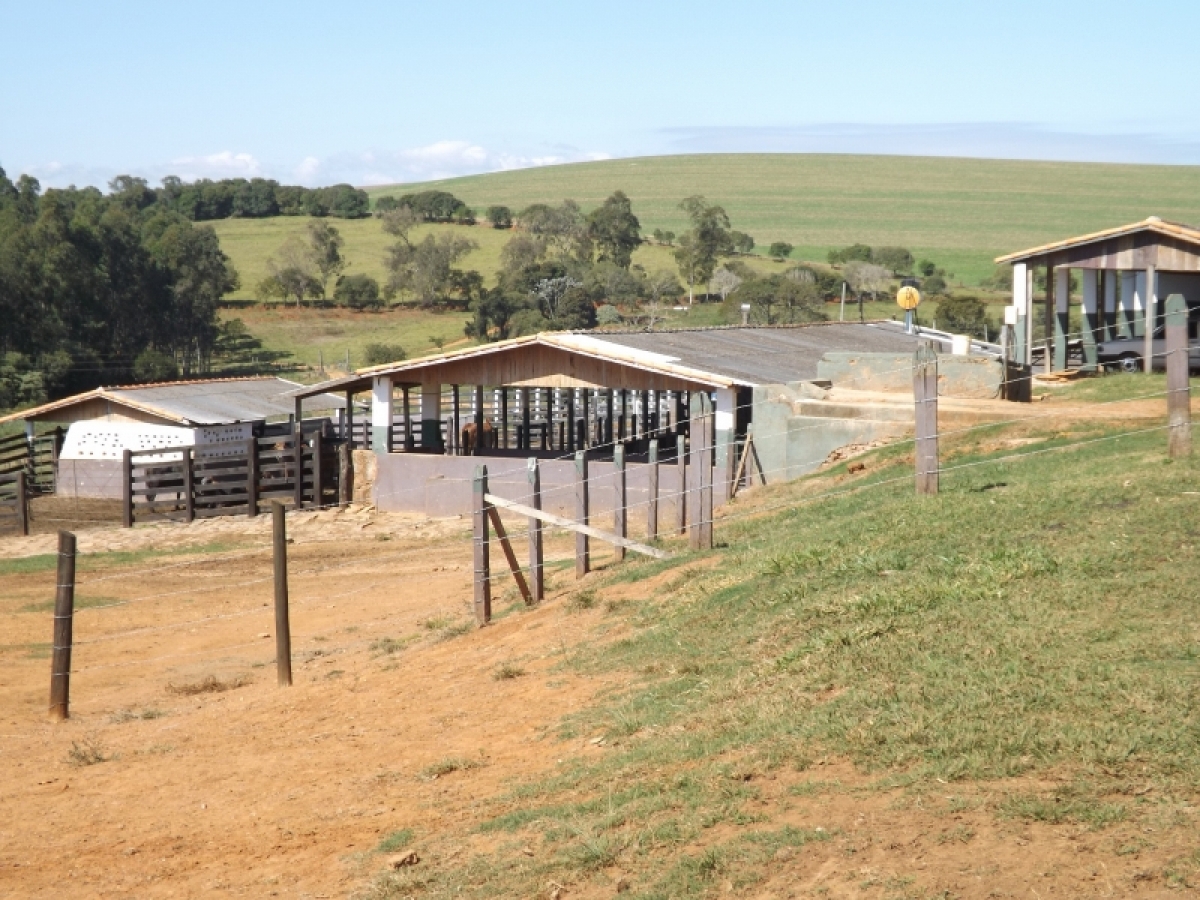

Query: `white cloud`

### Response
(169, 150, 262, 180)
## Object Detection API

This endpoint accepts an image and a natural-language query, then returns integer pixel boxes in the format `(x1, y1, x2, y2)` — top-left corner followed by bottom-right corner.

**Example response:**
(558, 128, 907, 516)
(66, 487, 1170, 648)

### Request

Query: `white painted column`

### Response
(1143, 266, 1157, 373)
(371, 375, 393, 454)
(1081, 269, 1099, 370)
(421, 380, 442, 451)
(1119, 271, 1137, 338)
(1012, 262, 1029, 365)
(714, 387, 737, 501)
(1132, 271, 1147, 338)
(1053, 267, 1070, 370)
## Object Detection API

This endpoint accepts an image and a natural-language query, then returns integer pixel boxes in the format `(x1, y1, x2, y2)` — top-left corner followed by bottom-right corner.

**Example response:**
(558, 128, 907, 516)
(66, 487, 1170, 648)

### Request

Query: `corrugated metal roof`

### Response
(289, 323, 940, 399)
(995, 216, 1200, 264)
(0, 377, 346, 426)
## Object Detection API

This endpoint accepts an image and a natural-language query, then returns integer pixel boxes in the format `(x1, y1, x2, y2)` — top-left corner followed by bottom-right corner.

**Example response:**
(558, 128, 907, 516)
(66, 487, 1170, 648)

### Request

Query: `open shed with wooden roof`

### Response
(292, 323, 982, 517)
(996, 217, 1200, 374)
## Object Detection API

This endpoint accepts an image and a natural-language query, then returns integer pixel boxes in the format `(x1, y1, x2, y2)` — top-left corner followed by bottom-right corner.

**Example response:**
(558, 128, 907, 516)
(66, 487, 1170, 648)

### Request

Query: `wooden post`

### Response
(567, 391, 576, 453)
(48, 530, 75, 721)
(914, 341, 940, 495)
(676, 433, 687, 535)
(344, 390, 355, 447)
(575, 450, 589, 578)
(1144, 265, 1157, 373)
(402, 387, 414, 451)
(689, 392, 714, 550)
(527, 458, 544, 603)
(292, 427, 304, 509)
(605, 389, 614, 445)
(122, 449, 133, 528)
(617, 390, 626, 442)
(182, 447, 195, 524)
(246, 437, 259, 517)
(338, 441, 353, 508)
(700, 401, 714, 549)
(473, 466, 491, 624)
(486, 506, 532, 603)
(1166, 293, 1192, 459)
(521, 388, 531, 451)
(312, 430, 324, 509)
(647, 439, 659, 541)
(1044, 264, 1055, 374)
(473, 386, 484, 456)
(613, 444, 626, 561)
(500, 388, 509, 449)
(16, 471, 28, 536)
(452, 385, 461, 455)
(272, 502, 292, 687)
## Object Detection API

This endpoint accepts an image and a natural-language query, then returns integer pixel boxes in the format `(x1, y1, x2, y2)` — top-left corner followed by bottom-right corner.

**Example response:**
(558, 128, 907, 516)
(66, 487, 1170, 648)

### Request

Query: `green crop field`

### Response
(369, 153, 1200, 285)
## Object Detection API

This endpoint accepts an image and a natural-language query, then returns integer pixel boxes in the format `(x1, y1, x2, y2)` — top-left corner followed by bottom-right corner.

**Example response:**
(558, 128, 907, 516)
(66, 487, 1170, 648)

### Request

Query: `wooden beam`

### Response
(613, 444, 626, 562)
(473, 465, 491, 623)
(527, 458, 544, 602)
(485, 494, 672, 560)
(486, 506, 532, 604)
(575, 450, 588, 577)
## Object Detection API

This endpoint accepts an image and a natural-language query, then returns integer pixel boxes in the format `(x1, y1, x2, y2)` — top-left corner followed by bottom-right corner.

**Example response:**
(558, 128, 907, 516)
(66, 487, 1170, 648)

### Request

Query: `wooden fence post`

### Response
(613, 444, 626, 562)
(914, 341, 940, 495)
(473, 386, 485, 457)
(575, 450, 589, 578)
(49, 530, 75, 721)
(452, 385, 461, 455)
(246, 437, 259, 517)
(473, 466, 492, 624)
(647, 439, 659, 542)
(676, 433, 687, 536)
(527, 458, 544, 603)
(1166, 293, 1192, 459)
(16, 471, 28, 536)
(689, 392, 714, 550)
(272, 502, 292, 687)
(312, 430, 324, 509)
(292, 427, 305, 509)
(701, 400, 714, 549)
(338, 441, 353, 508)
(122, 449, 133, 528)
(403, 387, 415, 451)
(182, 447, 195, 524)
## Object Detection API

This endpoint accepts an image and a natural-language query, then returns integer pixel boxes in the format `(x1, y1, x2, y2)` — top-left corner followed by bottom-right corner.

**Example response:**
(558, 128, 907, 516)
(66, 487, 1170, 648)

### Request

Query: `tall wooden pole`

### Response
(48, 530, 75, 721)
(1044, 264, 1055, 374)
(272, 502, 292, 687)
(914, 341, 940, 495)
(1166, 293, 1192, 459)
(121, 449, 133, 528)
(473, 386, 484, 456)
(452, 385, 461, 455)
(527, 458, 544, 602)
(647, 439, 659, 542)
(613, 444, 626, 561)
(15, 471, 28, 536)
(337, 441, 353, 508)
(246, 436, 259, 517)
(473, 466, 491, 623)
(676, 433, 687, 535)
(292, 425, 305, 509)
(182, 447, 195, 523)
(402, 387, 414, 451)
(575, 451, 589, 578)
(1144, 265, 1157, 374)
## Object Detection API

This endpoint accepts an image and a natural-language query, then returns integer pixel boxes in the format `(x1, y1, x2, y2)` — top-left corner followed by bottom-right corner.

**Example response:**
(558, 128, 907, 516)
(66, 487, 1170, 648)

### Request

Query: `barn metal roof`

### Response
(0, 376, 346, 426)
(289, 323, 940, 399)
(995, 216, 1200, 264)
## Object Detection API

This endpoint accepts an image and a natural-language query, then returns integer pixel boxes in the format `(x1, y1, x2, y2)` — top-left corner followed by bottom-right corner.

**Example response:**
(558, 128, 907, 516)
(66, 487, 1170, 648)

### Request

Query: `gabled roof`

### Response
(0, 376, 346, 426)
(290, 323, 938, 399)
(995, 216, 1200, 264)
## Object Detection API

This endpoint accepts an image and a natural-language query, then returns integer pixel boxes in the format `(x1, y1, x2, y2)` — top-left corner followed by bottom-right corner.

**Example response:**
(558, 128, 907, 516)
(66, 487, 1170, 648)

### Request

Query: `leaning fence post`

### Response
(292, 427, 305, 509)
(272, 502, 292, 687)
(182, 447, 195, 524)
(246, 437, 259, 517)
(575, 450, 589, 578)
(122, 449, 133, 528)
(1166, 293, 1192, 459)
(473, 465, 492, 624)
(647, 439, 659, 542)
(527, 458, 544, 602)
(49, 530, 75, 721)
(914, 341, 940, 495)
(676, 433, 687, 536)
(613, 444, 627, 562)
(16, 470, 28, 536)
(338, 441, 353, 508)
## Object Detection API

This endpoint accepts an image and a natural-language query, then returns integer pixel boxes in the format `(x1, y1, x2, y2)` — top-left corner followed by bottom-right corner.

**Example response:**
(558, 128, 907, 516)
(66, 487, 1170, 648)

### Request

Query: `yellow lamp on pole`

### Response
(897, 285, 921, 333)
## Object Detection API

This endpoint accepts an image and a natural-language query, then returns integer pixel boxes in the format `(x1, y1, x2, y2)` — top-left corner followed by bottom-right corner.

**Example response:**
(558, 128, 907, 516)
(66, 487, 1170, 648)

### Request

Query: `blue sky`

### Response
(3, 0, 1199, 189)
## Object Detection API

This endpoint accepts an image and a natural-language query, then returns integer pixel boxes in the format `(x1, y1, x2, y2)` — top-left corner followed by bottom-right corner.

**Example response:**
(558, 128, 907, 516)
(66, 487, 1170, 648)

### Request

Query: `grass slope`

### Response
(369, 153, 1200, 283)
(366, 410, 1200, 897)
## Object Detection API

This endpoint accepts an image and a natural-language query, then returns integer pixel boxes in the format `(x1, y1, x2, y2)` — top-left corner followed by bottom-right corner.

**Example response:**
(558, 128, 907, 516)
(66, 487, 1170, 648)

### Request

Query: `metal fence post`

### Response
(49, 531, 75, 720)
(473, 465, 492, 623)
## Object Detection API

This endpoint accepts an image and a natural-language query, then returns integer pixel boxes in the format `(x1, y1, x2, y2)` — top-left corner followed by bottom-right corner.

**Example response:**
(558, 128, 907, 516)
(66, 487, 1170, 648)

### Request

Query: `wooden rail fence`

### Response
(122, 432, 341, 526)
(0, 430, 60, 492)
(0, 471, 30, 535)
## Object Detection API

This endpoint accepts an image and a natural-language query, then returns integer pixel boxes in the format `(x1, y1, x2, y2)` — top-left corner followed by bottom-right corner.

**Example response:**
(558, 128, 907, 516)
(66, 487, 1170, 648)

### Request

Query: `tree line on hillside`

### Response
(0, 169, 243, 409)
(100, 175, 370, 221)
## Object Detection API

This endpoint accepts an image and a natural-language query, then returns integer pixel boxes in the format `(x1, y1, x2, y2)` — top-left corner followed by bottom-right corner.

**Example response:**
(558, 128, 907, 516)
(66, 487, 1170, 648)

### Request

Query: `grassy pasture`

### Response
(369, 153, 1200, 284)
(366, 411, 1200, 898)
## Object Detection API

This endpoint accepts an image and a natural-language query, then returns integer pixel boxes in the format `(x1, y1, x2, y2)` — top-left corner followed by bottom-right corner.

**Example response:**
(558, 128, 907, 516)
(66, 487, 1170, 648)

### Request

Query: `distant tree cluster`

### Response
(375, 191, 475, 224)
(826, 243, 914, 275)
(0, 169, 240, 407)
(116, 175, 370, 221)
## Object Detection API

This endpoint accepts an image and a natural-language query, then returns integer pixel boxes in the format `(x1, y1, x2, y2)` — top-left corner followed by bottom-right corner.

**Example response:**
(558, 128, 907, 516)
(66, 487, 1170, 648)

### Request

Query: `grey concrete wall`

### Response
(817, 352, 1005, 399)
(751, 384, 911, 484)
(57, 459, 124, 499)
(373, 451, 701, 529)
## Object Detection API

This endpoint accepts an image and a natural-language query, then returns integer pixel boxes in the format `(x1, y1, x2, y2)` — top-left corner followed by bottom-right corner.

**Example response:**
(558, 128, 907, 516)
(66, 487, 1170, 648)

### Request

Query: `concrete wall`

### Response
(816, 352, 1005, 399)
(751, 383, 912, 485)
(57, 459, 125, 499)
(373, 450, 698, 527)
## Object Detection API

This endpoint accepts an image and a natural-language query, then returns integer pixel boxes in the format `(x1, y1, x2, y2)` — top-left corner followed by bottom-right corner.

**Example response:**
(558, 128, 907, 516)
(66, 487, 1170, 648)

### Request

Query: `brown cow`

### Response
(460, 419, 496, 454)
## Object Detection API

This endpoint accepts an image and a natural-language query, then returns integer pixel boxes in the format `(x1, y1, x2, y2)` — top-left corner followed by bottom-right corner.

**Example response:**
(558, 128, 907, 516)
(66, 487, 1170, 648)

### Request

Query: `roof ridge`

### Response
(107, 375, 282, 392)
(582, 320, 891, 335)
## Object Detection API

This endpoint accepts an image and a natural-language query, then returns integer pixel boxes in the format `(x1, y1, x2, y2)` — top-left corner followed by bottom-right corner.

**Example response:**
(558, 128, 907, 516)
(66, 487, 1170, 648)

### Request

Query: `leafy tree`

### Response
(595, 304, 622, 326)
(711, 267, 743, 302)
(334, 273, 383, 309)
(937, 294, 989, 338)
(586, 190, 641, 268)
(768, 241, 794, 260)
(305, 220, 346, 298)
(465, 287, 524, 342)
(518, 201, 591, 264)
(918, 259, 937, 278)
(265, 235, 322, 306)
(675, 196, 734, 304)
(922, 274, 948, 295)
(585, 261, 642, 304)
(652, 228, 676, 245)
(843, 260, 892, 322)
(499, 232, 547, 275)
(487, 205, 514, 229)
(533, 275, 583, 325)
(382, 207, 479, 306)
(827, 243, 873, 266)
(510, 308, 550, 337)
(727, 275, 825, 326)
(392, 190, 474, 223)
(362, 343, 406, 366)
(731, 231, 755, 255)
(133, 348, 179, 383)
(872, 246, 913, 275)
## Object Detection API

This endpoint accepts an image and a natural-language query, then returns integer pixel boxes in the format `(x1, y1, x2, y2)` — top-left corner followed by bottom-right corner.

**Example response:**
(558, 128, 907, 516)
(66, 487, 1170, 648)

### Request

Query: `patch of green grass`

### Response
(435, 621, 473, 642)
(419, 757, 484, 780)
(370, 636, 416, 656)
(67, 735, 112, 767)
(0, 541, 239, 578)
(108, 708, 165, 724)
(566, 588, 598, 612)
(19, 594, 122, 614)
(493, 662, 526, 681)
(377, 828, 415, 853)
